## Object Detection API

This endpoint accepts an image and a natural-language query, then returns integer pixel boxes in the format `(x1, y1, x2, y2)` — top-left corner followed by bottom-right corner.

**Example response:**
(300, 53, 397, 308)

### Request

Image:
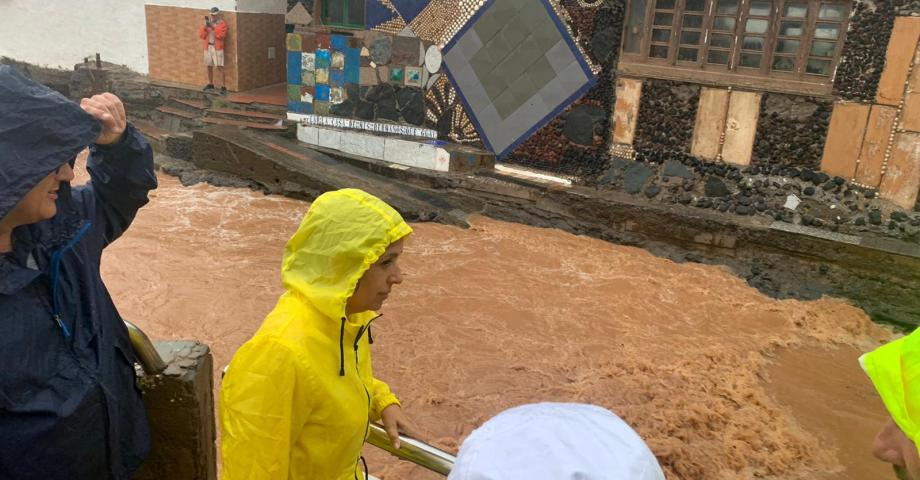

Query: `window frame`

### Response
(618, 0, 850, 96)
(320, 0, 365, 30)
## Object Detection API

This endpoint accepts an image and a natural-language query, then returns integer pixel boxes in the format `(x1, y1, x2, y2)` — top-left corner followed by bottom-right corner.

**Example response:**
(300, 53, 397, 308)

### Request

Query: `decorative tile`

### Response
(360, 67, 379, 86)
(390, 66, 404, 83)
(316, 84, 331, 102)
(287, 51, 302, 84)
(302, 52, 315, 72)
(316, 49, 331, 69)
(287, 85, 302, 102)
(316, 68, 330, 84)
(425, 44, 442, 73)
(331, 69, 345, 86)
(301, 85, 316, 103)
(286, 2, 313, 25)
(390, 0, 429, 24)
(314, 100, 330, 115)
(405, 66, 422, 87)
(300, 101, 315, 114)
(331, 52, 345, 70)
(426, 72, 440, 89)
(399, 24, 416, 38)
(441, 0, 595, 157)
(391, 36, 422, 65)
(317, 34, 331, 49)
(302, 71, 315, 86)
(287, 33, 302, 52)
(331, 34, 348, 51)
(367, 0, 400, 30)
(330, 86, 345, 104)
(346, 47, 361, 69)
(302, 33, 317, 52)
(345, 48, 361, 84)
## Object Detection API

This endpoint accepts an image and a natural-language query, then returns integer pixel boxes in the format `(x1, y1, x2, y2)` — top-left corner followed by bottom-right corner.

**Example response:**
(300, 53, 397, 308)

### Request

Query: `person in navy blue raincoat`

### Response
(0, 65, 157, 479)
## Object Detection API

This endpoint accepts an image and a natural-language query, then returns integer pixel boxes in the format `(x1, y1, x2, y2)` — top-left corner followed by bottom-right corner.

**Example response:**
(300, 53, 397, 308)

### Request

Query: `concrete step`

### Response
(205, 107, 284, 124)
(133, 120, 170, 153)
(134, 120, 170, 142)
(157, 106, 199, 120)
(200, 117, 286, 131)
(170, 97, 208, 112)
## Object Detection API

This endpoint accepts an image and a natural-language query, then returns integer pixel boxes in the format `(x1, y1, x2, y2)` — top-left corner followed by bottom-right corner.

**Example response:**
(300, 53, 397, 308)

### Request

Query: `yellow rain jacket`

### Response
(220, 189, 413, 480)
(860, 328, 920, 458)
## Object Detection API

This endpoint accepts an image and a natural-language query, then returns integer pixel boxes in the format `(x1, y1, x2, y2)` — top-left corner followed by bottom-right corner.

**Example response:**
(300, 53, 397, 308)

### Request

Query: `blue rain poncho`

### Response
(0, 65, 157, 479)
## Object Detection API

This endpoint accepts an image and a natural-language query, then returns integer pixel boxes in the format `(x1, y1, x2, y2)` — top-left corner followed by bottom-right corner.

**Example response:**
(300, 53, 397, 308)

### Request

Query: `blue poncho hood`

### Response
(0, 65, 100, 221)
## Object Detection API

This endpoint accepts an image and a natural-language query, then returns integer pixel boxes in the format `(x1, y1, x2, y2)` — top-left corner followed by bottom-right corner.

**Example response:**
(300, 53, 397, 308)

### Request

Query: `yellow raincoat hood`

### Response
(282, 188, 413, 323)
(860, 328, 920, 458)
(221, 189, 412, 480)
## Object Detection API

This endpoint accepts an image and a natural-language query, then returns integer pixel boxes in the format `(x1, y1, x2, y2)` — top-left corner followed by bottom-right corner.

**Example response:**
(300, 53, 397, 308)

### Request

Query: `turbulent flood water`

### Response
(78, 158, 896, 479)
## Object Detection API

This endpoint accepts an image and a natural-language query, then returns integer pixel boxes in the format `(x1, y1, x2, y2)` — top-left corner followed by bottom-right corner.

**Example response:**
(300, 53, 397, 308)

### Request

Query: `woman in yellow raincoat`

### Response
(220, 188, 420, 480)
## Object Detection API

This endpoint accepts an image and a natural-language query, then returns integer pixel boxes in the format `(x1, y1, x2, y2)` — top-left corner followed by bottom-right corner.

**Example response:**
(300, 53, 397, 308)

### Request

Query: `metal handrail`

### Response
(124, 320, 167, 375)
(366, 424, 455, 476)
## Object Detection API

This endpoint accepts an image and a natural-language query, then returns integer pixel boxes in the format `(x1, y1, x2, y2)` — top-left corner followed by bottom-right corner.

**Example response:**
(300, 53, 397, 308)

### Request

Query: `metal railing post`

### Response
(124, 319, 167, 375)
(366, 424, 455, 475)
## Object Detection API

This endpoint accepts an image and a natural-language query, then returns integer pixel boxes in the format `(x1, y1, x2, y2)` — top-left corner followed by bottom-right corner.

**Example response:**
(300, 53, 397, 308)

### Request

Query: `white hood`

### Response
(449, 403, 665, 480)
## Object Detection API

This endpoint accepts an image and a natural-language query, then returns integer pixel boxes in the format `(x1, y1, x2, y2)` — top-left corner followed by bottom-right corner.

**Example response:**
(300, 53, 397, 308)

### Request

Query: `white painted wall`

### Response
(0, 0, 286, 73)
(236, 0, 287, 14)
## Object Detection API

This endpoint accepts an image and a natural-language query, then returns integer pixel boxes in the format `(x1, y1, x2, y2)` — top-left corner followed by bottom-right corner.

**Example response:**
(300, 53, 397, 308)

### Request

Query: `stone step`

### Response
(134, 120, 170, 141)
(206, 107, 284, 123)
(200, 117, 286, 131)
(157, 106, 199, 120)
(169, 98, 208, 112)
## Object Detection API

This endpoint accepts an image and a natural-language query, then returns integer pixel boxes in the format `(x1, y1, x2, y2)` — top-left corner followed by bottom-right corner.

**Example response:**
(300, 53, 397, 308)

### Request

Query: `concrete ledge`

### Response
(297, 124, 494, 173)
(135, 341, 216, 480)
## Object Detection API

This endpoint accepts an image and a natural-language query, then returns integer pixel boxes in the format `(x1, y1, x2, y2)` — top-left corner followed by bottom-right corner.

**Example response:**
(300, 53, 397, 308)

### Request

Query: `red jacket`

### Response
(198, 20, 228, 51)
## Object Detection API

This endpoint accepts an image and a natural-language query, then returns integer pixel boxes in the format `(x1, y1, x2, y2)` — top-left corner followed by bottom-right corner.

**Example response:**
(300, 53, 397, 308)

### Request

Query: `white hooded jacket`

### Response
(449, 403, 666, 480)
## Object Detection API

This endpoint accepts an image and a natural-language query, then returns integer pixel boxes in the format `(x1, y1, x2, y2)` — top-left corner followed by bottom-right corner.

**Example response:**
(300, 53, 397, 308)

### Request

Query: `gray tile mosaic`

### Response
(546, 39, 575, 75)
(558, 61, 589, 92)
(454, 29, 483, 63)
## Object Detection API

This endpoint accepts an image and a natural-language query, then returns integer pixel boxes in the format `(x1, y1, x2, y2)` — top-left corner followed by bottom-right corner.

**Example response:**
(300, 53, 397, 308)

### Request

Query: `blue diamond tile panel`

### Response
(442, 0, 595, 158)
(367, 0, 402, 29)
(390, 0, 429, 24)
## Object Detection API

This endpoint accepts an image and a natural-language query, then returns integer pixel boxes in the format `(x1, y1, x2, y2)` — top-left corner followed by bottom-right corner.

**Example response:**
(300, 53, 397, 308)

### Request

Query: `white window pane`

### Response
(815, 23, 840, 39)
(819, 4, 847, 20)
(749, 0, 772, 16)
(784, 3, 807, 17)
(746, 18, 769, 33)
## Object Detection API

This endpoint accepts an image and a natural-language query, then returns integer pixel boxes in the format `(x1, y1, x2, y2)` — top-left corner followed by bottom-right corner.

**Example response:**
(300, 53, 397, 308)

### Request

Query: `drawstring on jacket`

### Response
(341, 314, 383, 376)
(339, 317, 346, 377)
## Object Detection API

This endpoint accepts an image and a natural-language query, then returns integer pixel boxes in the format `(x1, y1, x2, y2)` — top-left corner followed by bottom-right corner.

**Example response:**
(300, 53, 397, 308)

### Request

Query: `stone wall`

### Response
(633, 80, 700, 159)
(135, 341, 216, 480)
(752, 94, 832, 169)
(834, 1, 895, 102)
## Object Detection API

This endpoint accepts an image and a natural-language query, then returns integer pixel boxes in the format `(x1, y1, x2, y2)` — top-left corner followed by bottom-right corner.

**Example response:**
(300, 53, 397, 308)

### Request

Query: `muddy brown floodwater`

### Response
(77, 157, 898, 479)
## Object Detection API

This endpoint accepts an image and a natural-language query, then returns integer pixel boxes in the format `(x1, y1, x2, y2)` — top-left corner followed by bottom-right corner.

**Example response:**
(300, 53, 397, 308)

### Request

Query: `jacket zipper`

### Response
(49, 221, 92, 340)
(352, 317, 379, 480)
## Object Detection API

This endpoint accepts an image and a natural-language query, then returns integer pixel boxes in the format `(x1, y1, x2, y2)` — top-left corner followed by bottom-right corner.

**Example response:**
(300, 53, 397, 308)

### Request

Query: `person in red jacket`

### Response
(198, 7, 229, 94)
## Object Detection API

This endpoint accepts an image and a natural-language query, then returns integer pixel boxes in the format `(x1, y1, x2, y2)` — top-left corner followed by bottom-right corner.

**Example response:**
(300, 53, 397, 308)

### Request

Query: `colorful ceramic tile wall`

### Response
(287, 24, 444, 127)
(287, 32, 364, 114)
